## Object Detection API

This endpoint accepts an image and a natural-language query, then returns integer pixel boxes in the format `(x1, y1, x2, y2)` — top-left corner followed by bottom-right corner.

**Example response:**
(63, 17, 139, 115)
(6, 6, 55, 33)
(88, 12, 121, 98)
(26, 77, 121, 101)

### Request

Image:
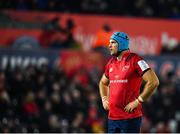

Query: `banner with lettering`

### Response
(0, 48, 179, 78)
(1, 10, 180, 55)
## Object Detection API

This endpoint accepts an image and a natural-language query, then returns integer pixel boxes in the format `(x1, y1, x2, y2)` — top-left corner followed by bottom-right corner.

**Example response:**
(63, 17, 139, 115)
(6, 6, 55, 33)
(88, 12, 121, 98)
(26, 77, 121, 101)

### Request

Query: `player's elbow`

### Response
(151, 77, 159, 89)
(146, 77, 159, 91)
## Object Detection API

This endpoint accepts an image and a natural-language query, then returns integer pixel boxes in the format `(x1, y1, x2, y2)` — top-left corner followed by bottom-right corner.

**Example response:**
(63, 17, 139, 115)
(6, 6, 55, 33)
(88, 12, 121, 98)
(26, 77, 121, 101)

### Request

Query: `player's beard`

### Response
(112, 49, 129, 57)
(112, 51, 122, 57)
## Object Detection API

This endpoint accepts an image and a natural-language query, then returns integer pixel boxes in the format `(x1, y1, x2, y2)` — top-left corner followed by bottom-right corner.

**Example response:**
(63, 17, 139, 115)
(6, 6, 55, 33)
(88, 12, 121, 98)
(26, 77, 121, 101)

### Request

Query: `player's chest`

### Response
(109, 62, 134, 79)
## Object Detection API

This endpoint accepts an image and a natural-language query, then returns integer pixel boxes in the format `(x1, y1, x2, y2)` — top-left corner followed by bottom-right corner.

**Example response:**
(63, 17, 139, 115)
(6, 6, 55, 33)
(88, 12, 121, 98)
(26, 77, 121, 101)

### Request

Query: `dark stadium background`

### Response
(0, 0, 180, 132)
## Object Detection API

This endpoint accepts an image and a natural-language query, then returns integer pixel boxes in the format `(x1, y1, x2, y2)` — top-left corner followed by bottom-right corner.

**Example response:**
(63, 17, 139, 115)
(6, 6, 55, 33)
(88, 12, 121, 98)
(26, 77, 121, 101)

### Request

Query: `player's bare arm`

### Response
(99, 74, 109, 110)
(140, 69, 159, 101)
(124, 69, 159, 113)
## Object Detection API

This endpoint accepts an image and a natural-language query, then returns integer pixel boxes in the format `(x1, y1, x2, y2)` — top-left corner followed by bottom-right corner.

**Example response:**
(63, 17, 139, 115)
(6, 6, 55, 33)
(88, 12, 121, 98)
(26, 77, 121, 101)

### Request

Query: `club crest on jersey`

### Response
(109, 67, 113, 73)
(115, 75, 119, 79)
(122, 65, 130, 71)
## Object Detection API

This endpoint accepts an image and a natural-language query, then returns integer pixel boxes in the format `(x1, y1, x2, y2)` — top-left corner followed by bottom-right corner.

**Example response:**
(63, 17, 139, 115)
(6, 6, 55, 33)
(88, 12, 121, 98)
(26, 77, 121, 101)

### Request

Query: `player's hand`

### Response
(102, 96, 109, 110)
(124, 99, 139, 113)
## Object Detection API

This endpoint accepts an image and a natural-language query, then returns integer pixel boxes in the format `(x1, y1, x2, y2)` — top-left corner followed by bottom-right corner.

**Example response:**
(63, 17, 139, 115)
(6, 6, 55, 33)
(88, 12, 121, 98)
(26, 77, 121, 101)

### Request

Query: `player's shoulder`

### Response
(129, 52, 141, 57)
(105, 57, 116, 67)
(107, 56, 116, 63)
(126, 52, 142, 61)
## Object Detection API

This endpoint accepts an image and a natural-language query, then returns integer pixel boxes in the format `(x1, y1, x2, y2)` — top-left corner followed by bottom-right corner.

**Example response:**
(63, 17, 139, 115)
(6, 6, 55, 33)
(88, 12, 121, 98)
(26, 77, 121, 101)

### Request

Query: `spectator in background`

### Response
(161, 35, 180, 54)
(63, 18, 82, 49)
(39, 17, 81, 50)
(92, 24, 112, 57)
(39, 17, 66, 48)
(99, 32, 159, 133)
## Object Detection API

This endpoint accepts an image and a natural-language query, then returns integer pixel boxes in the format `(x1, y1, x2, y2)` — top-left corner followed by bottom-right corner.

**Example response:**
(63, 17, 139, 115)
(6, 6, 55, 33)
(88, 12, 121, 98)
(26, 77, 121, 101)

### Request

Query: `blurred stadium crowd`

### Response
(0, 59, 180, 133)
(0, 0, 180, 19)
(0, 0, 180, 133)
(0, 63, 106, 132)
(0, 58, 180, 133)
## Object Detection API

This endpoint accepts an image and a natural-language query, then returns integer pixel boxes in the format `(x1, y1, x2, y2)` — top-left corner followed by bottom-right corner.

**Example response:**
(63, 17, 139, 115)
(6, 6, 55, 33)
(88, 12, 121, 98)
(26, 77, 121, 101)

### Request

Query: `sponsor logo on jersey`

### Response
(115, 75, 119, 79)
(122, 65, 130, 71)
(110, 79, 128, 83)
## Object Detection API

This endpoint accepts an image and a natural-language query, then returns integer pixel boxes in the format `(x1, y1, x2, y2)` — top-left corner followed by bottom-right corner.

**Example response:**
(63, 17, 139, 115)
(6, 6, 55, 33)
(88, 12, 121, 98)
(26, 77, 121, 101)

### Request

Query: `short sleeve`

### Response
(134, 55, 150, 76)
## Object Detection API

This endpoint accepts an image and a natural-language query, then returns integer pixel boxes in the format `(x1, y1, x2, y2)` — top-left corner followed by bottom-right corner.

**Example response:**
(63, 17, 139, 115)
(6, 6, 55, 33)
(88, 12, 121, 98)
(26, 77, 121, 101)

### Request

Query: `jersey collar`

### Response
(117, 50, 130, 61)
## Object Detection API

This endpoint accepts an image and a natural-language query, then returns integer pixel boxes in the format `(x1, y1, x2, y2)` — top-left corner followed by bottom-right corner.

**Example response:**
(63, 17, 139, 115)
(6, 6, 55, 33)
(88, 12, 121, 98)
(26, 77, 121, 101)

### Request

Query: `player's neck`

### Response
(117, 50, 129, 61)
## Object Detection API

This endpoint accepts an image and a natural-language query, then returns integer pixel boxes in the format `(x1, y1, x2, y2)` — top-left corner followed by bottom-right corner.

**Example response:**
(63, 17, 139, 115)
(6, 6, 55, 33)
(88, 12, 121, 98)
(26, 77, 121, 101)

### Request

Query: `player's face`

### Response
(109, 39, 118, 55)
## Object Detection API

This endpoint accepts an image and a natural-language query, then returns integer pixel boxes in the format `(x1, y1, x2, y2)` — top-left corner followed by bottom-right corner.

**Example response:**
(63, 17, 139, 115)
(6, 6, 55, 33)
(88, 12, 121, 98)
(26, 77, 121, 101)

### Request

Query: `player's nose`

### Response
(109, 43, 112, 48)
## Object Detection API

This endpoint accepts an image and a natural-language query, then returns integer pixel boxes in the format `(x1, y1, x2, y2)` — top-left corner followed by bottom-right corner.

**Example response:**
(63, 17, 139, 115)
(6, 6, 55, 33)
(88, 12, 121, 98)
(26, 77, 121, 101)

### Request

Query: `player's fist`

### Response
(102, 96, 109, 110)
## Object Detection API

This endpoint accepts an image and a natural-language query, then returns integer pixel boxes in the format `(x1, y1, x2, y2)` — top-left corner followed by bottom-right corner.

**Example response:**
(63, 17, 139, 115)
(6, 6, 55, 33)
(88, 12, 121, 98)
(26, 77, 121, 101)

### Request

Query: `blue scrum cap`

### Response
(110, 32, 129, 51)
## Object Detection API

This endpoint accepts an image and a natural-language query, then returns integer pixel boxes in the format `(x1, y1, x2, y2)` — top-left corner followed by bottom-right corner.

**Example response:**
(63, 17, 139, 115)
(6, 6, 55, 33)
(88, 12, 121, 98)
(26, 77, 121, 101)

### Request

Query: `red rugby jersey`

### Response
(105, 50, 150, 120)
